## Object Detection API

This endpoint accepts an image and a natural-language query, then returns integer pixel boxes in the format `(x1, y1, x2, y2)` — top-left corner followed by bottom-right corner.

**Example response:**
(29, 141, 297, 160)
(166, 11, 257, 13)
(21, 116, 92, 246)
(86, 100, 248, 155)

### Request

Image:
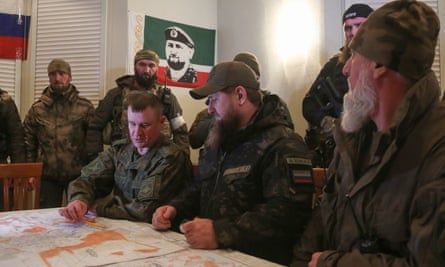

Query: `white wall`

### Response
(217, 0, 326, 137)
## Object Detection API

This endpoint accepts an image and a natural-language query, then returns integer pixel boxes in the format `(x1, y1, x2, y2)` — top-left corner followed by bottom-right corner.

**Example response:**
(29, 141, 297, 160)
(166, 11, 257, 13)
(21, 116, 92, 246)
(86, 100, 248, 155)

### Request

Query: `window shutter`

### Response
(346, 0, 441, 85)
(0, 59, 18, 99)
(34, 0, 103, 106)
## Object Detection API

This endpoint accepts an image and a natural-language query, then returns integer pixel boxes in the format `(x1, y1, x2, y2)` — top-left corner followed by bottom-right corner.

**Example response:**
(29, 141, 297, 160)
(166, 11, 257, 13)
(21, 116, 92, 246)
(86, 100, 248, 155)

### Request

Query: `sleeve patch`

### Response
(286, 157, 312, 166)
(292, 169, 312, 184)
(223, 165, 251, 176)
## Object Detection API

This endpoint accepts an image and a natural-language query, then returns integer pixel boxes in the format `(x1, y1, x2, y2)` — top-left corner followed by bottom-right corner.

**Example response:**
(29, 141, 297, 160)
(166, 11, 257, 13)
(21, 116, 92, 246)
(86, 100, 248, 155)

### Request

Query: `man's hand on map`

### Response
(181, 217, 218, 249)
(152, 205, 177, 230)
(58, 200, 88, 222)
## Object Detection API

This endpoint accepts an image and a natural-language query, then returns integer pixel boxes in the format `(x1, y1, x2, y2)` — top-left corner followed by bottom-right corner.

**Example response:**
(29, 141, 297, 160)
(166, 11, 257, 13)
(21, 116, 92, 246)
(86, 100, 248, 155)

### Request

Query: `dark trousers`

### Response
(40, 179, 71, 208)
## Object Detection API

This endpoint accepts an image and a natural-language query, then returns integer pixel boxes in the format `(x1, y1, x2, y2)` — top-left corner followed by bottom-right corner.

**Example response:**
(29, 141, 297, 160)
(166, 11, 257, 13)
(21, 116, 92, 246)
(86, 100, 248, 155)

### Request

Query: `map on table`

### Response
(0, 210, 248, 267)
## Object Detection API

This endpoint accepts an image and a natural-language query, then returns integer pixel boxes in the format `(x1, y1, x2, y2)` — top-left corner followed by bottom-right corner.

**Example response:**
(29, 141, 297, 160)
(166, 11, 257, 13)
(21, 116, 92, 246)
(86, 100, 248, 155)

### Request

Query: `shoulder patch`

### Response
(223, 165, 251, 176)
(286, 157, 312, 166)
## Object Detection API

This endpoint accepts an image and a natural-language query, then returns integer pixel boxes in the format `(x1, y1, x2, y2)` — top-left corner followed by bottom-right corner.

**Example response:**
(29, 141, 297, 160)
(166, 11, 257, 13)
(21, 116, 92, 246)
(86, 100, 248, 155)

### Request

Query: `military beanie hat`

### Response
(349, 0, 440, 81)
(134, 49, 160, 65)
(233, 52, 261, 78)
(48, 59, 71, 76)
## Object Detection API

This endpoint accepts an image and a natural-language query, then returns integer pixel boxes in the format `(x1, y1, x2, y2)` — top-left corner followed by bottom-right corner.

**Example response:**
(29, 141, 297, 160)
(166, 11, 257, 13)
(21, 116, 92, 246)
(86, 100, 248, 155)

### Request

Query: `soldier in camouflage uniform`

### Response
(0, 88, 25, 163)
(59, 91, 192, 222)
(292, 1, 445, 266)
(302, 4, 373, 168)
(23, 59, 95, 208)
(153, 61, 313, 265)
(85, 49, 189, 162)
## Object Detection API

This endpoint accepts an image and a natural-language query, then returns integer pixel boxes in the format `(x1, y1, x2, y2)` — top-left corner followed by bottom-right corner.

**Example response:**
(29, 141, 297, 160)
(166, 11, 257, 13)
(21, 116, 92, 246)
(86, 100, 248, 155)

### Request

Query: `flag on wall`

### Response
(0, 0, 31, 60)
(128, 11, 216, 88)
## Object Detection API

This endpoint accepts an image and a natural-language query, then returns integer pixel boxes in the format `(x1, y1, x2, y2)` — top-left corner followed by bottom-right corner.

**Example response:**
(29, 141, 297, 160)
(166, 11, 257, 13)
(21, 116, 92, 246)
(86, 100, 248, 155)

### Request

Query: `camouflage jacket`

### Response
(68, 135, 193, 222)
(0, 89, 25, 163)
(302, 53, 348, 127)
(170, 94, 313, 265)
(292, 71, 445, 267)
(85, 75, 189, 160)
(23, 85, 94, 181)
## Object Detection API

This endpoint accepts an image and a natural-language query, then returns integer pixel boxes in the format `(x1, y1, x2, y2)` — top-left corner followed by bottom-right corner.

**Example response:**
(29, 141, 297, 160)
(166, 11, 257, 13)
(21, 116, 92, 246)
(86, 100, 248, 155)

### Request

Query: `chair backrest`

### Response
(312, 167, 327, 208)
(0, 162, 43, 211)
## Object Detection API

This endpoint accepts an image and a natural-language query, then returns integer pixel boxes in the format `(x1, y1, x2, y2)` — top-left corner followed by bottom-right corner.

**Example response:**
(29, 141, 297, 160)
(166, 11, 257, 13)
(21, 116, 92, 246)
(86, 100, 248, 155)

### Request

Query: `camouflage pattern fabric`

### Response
(292, 71, 445, 267)
(85, 75, 189, 160)
(350, 0, 440, 81)
(23, 84, 94, 181)
(169, 94, 313, 265)
(68, 135, 192, 222)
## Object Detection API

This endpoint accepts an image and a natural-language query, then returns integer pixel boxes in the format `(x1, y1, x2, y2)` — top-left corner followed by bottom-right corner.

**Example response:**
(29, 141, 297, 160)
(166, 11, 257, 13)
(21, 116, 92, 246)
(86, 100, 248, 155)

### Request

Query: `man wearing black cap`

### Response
(24, 59, 95, 208)
(292, 1, 445, 266)
(165, 26, 197, 83)
(302, 3, 373, 168)
(152, 61, 313, 265)
(85, 49, 189, 161)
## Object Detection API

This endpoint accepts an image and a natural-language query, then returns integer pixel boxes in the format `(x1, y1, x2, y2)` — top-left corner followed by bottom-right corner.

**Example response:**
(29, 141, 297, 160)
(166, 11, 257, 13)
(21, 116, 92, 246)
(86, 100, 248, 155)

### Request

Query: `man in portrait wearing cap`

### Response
(292, 1, 445, 266)
(85, 49, 189, 161)
(152, 61, 313, 265)
(302, 3, 373, 168)
(165, 26, 197, 83)
(23, 58, 95, 208)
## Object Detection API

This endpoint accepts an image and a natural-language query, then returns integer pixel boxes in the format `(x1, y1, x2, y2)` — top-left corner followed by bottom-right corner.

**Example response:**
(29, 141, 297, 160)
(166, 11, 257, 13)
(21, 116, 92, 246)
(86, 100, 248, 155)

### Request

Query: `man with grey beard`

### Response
(291, 1, 445, 266)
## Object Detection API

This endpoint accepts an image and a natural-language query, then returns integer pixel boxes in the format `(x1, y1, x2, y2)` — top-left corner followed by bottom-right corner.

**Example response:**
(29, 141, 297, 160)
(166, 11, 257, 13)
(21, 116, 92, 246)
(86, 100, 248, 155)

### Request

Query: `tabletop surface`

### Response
(0, 208, 283, 267)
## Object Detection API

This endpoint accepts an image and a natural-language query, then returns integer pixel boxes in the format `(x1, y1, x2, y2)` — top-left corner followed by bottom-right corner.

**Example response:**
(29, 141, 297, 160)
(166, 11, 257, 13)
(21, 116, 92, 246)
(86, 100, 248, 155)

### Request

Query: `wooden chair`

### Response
(312, 168, 327, 208)
(0, 162, 43, 211)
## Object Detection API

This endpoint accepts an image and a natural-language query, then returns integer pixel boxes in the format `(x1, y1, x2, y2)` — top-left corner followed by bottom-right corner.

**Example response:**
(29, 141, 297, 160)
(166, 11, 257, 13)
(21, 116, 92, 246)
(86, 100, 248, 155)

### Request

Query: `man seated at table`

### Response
(152, 61, 313, 265)
(59, 91, 192, 222)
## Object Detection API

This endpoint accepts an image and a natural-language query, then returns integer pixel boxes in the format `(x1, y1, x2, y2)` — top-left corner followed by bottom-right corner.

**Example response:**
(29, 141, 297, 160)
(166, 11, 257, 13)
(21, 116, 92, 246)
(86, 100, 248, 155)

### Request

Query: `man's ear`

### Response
(235, 86, 247, 105)
(373, 63, 388, 79)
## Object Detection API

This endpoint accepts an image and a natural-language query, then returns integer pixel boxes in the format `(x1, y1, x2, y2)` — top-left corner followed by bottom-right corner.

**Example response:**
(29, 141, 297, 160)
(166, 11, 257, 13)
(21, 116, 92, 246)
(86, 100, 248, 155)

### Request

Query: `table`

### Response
(0, 208, 283, 267)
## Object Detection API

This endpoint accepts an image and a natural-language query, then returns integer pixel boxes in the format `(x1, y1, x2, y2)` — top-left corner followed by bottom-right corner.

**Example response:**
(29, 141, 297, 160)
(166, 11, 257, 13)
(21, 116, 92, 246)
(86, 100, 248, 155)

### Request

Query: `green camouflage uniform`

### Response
(68, 135, 192, 222)
(170, 94, 313, 265)
(85, 75, 189, 160)
(0, 89, 25, 163)
(292, 1, 445, 266)
(23, 85, 94, 181)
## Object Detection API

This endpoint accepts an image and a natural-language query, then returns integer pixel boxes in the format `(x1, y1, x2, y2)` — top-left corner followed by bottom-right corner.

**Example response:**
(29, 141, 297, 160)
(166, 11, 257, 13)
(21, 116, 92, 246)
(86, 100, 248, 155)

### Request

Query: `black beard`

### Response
(167, 57, 186, 71)
(135, 72, 157, 88)
(205, 110, 242, 150)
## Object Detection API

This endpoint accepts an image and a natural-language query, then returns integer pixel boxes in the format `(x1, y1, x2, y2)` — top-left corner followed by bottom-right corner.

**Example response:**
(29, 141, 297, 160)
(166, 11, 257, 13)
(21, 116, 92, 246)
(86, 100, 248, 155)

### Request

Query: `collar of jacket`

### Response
(116, 75, 158, 92)
(40, 84, 79, 107)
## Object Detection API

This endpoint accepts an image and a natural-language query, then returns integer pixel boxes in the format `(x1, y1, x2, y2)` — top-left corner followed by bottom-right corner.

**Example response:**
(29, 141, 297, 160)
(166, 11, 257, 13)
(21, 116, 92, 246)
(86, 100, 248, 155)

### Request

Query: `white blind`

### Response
(0, 59, 18, 99)
(34, 0, 103, 106)
(346, 0, 441, 84)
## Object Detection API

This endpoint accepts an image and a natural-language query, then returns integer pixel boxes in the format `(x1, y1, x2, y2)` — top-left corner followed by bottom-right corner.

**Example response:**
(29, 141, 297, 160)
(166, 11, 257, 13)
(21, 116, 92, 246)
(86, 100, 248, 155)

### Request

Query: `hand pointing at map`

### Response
(59, 199, 88, 222)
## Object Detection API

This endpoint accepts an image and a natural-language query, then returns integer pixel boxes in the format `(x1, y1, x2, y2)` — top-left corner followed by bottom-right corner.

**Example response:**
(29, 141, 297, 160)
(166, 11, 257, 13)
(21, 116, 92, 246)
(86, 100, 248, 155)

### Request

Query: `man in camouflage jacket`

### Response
(152, 62, 313, 265)
(292, 1, 445, 266)
(0, 88, 25, 163)
(24, 59, 94, 208)
(60, 91, 192, 222)
(85, 49, 189, 161)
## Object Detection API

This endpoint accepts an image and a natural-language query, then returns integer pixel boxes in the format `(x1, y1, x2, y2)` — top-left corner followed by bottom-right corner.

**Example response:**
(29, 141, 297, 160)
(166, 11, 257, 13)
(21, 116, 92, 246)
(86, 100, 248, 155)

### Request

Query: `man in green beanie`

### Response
(24, 58, 95, 208)
(292, 1, 445, 266)
(85, 49, 189, 161)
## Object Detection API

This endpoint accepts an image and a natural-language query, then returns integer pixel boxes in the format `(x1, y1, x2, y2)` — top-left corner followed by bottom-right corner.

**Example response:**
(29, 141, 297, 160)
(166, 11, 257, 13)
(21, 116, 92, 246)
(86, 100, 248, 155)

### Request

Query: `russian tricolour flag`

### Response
(0, 0, 31, 60)
(128, 11, 216, 89)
